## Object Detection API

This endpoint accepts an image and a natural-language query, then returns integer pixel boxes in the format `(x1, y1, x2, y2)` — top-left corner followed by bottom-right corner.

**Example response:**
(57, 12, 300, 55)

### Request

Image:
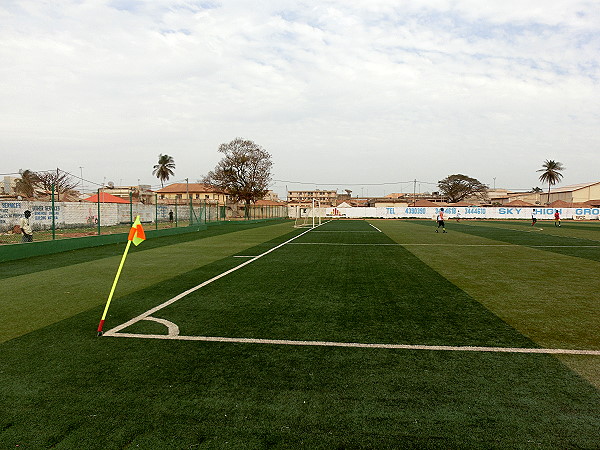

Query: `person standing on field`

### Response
(20, 210, 33, 242)
(531, 210, 537, 226)
(554, 210, 561, 227)
(436, 208, 446, 233)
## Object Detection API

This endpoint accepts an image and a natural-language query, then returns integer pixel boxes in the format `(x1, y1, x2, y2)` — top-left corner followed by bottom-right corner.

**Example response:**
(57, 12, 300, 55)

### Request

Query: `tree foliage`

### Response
(36, 170, 79, 200)
(438, 174, 488, 203)
(14, 169, 41, 198)
(15, 169, 78, 200)
(203, 138, 273, 208)
(152, 154, 176, 187)
(537, 159, 564, 204)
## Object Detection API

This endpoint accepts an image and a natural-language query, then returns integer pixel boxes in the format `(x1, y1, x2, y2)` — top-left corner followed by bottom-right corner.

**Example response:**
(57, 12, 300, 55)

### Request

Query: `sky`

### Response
(1, 0, 599, 199)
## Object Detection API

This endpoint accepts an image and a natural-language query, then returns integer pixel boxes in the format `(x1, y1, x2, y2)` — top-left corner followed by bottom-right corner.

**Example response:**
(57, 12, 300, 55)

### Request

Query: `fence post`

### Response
(51, 184, 56, 240)
(155, 194, 158, 230)
(175, 203, 178, 227)
(129, 191, 133, 225)
(97, 188, 101, 235)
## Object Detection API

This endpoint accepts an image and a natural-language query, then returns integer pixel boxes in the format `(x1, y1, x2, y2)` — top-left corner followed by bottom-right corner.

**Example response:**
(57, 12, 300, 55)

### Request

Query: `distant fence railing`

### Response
(0, 193, 288, 244)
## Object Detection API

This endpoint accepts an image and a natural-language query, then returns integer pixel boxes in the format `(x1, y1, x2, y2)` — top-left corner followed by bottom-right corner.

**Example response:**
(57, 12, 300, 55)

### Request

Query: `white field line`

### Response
(104, 225, 318, 336)
(105, 333, 600, 356)
(143, 316, 180, 336)
(289, 242, 600, 248)
(233, 255, 257, 258)
(369, 223, 382, 232)
(310, 230, 380, 233)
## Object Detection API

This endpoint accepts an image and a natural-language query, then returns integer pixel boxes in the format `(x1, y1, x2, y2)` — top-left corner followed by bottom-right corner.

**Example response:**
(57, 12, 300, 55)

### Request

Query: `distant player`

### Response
(436, 208, 446, 233)
(531, 210, 537, 226)
(554, 210, 561, 227)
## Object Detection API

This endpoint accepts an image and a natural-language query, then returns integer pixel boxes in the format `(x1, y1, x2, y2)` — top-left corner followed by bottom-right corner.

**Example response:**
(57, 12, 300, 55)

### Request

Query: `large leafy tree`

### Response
(152, 154, 176, 187)
(203, 138, 272, 216)
(14, 169, 41, 199)
(438, 174, 488, 203)
(537, 159, 564, 204)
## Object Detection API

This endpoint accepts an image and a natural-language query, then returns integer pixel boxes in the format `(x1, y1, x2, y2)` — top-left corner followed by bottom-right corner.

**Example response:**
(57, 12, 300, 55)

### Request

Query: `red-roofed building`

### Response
(83, 192, 130, 204)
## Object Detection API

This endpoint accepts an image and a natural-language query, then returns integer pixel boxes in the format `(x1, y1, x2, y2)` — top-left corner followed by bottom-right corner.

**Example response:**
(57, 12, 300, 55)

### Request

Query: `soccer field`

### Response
(1, 219, 599, 448)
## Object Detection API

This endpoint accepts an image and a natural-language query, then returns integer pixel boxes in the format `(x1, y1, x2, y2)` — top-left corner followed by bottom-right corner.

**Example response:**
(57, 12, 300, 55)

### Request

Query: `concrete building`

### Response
(287, 189, 338, 207)
(156, 183, 229, 205)
(490, 182, 600, 206)
(99, 185, 154, 204)
(2, 176, 17, 196)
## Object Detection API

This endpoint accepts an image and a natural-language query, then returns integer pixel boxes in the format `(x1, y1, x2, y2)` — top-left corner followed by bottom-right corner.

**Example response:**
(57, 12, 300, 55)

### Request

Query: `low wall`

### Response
(0, 224, 207, 263)
(293, 206, 600, 220)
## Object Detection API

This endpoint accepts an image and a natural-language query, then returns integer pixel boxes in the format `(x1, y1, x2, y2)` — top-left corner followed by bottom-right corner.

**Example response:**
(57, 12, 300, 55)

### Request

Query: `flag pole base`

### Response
(97, 331, 103, 337)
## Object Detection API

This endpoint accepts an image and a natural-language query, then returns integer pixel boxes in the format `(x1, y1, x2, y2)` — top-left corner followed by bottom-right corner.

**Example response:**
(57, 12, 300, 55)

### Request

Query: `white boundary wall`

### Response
(291, 206, 600, 221)
(0, 201, 173, 231)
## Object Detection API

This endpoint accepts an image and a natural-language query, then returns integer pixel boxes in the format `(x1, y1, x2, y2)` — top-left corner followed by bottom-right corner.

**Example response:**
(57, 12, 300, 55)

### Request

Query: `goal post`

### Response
(293, 200, 322, 228)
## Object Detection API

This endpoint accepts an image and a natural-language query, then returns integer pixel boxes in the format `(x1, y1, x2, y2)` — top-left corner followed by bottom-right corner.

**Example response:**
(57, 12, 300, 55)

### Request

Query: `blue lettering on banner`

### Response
(405, 207, 426, 215)
(437, 207, 457, 214)
(466, 207, 486, 214)
(576, 208, 600, 215)
(386, 207, 395, 214)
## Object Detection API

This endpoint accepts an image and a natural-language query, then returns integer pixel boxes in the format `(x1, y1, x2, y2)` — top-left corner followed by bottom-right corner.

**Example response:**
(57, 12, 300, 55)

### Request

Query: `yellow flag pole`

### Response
(97, 239, 132, 336)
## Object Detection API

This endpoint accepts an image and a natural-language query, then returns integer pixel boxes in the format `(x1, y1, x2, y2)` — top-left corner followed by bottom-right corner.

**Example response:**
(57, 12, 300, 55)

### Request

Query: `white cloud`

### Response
(0, 0, 598, 195)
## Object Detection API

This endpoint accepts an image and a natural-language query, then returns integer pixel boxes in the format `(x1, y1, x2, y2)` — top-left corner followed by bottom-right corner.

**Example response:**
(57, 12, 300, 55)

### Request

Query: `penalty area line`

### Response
(103, 333, 600, 356)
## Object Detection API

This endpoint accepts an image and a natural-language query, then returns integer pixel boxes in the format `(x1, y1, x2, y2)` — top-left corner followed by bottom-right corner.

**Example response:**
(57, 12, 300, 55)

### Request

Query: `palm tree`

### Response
(14, 169, 40, 199)
(152, 154, 175, 188)
(537, 160, 564, 204)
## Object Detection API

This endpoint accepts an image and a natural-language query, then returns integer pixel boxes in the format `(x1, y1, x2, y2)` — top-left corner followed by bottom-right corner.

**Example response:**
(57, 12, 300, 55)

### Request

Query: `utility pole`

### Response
(413, 179, 417, 206)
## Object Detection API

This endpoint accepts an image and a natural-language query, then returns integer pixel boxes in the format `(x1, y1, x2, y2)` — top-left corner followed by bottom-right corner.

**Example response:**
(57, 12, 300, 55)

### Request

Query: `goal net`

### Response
(293, 205, 322, 228)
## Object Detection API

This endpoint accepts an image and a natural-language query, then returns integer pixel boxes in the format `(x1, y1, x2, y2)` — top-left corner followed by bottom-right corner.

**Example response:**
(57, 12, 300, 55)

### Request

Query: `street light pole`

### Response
(79, 166, 84, 194)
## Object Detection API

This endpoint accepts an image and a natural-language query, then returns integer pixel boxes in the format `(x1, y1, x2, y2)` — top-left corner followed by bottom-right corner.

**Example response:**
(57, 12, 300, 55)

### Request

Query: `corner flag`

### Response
(128, 215, 146, 246)
(97, 215, 145, 336)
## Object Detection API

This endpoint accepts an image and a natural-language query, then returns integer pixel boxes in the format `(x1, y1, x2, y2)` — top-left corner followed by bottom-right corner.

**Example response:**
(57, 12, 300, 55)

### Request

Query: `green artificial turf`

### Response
(0, 220, 294, 343)
(1, 219, 599, 448)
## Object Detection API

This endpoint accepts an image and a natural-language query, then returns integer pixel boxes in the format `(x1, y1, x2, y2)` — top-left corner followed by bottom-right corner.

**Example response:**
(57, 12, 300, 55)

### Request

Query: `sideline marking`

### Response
(289, 242, 600, 248)
(369, 223, 382, 232)
(104, 333, 600, 356)
(310, 230, 379, 233)
(104, 225, 318, 336)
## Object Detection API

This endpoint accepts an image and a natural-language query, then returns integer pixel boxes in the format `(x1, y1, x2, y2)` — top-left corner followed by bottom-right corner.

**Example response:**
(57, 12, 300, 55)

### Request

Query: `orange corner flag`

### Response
(128, 215, 146, 246)
(97, 215, 146, 335)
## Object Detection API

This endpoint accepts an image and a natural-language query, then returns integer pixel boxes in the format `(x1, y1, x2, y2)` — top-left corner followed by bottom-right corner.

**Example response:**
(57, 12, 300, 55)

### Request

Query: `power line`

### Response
(273, 179, 439, 186)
